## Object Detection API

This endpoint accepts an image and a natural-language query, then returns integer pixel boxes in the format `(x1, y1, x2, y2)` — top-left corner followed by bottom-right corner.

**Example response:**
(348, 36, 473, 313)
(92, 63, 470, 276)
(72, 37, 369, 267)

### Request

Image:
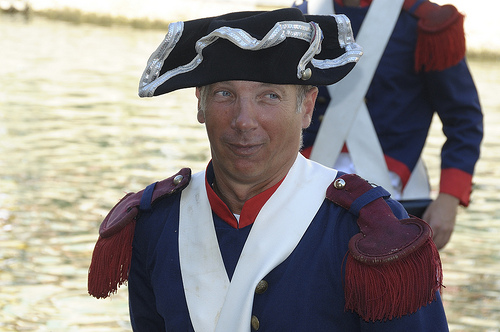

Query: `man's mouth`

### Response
(228, 143, 263, 156)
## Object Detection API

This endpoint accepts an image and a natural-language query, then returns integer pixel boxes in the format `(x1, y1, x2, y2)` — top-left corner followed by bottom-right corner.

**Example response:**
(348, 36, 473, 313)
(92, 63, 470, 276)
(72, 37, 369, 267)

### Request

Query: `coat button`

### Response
(255, 280, 268, 294)
(251, 315, 260, 330)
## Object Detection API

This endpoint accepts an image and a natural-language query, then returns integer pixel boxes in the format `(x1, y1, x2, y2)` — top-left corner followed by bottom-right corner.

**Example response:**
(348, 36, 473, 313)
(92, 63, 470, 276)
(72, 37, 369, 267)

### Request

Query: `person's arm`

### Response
(426, 58, 483, 205)
(128, 224, 166, 331)
(423, 192, 459, 249)
(359, 198, 449, 331)
(424, 59, 483, 248)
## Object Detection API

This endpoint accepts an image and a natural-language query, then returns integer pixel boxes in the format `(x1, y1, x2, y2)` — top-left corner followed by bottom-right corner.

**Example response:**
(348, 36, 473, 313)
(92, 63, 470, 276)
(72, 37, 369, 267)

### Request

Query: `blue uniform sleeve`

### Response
(128, 212, 166, 331)
(426, 58, 483, 175)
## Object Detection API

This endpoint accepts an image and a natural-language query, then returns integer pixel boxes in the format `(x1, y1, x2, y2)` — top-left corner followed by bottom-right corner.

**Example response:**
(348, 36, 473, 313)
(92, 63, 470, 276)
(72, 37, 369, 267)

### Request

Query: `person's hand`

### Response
(422, 193, 460, 250)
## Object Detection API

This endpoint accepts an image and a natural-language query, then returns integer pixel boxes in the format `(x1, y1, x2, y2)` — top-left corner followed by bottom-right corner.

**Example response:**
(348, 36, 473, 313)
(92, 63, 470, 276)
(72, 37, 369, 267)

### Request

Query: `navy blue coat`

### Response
(128, 173, 448, 331)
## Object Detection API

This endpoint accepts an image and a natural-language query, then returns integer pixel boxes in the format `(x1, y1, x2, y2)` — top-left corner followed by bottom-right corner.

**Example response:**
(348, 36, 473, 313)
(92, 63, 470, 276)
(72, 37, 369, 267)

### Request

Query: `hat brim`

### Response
(139, 8, 362, 97)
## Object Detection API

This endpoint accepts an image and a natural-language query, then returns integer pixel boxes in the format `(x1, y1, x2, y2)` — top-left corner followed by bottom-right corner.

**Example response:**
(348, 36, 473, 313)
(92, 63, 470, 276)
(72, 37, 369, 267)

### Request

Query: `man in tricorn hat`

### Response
(88, 8, 448, 331)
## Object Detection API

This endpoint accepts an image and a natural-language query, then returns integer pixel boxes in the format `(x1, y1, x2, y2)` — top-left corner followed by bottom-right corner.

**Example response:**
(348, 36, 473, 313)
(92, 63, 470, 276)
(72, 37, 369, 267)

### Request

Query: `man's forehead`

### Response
(206, 80, 298, 91)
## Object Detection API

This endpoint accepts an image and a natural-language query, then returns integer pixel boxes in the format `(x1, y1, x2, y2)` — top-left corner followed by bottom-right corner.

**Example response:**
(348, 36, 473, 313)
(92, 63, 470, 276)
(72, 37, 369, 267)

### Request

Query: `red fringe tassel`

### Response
(344, 238, 443, 322)
(415, 12, 465, 72)
(88, 220, 136, 299)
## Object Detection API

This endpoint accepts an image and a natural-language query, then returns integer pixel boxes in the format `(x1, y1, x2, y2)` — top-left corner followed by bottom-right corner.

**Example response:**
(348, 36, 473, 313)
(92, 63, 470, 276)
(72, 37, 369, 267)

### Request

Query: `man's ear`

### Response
(302, 87, 318, 129)
(197, 109, 206, 123)
(195, 87, 205, 123)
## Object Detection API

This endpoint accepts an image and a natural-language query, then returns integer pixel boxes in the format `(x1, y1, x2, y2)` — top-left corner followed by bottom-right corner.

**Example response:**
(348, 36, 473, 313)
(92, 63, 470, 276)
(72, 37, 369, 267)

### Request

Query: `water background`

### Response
(0, 12, 499, 332)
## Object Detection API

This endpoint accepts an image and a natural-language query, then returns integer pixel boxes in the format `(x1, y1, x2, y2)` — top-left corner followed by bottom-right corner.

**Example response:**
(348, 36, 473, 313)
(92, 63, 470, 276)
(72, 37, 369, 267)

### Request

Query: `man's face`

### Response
(196, 80, 317, 185)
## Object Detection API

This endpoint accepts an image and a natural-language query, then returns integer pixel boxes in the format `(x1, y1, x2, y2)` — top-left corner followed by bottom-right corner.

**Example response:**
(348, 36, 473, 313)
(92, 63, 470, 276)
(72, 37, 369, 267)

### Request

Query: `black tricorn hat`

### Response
(139, 8, 363, 97)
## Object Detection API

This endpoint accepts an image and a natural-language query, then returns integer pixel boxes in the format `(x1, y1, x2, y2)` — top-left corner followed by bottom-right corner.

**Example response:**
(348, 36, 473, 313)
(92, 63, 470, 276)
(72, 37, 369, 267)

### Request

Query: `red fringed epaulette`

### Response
(403, 0, 466, 72)
(326, 173, 443, 322)
(88, 168, 191, 299)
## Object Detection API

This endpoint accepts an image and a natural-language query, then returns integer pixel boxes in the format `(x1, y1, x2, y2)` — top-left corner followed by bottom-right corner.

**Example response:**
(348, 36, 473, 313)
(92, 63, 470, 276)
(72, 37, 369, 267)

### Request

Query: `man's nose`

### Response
(231, 98, 258, 132)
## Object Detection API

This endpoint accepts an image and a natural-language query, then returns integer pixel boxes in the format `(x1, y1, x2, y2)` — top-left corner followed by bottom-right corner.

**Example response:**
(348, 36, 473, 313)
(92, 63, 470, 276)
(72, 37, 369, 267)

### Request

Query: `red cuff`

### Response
(385, 155, 412, 188)
(440, 168, 473, 207)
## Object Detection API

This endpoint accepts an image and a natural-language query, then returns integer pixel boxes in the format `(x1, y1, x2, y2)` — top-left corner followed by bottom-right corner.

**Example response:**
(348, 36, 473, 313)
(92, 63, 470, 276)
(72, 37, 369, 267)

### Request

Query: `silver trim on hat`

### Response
(139, 14, 362, 97)
(312, 14, 363, 70)
(139, 21, 186, 98)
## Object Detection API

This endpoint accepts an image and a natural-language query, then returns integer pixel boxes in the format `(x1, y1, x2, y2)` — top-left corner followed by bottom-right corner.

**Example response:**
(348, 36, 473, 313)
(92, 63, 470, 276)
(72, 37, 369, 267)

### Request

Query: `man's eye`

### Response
(266, 93, 280, 100)
(215, 90, 232, 97)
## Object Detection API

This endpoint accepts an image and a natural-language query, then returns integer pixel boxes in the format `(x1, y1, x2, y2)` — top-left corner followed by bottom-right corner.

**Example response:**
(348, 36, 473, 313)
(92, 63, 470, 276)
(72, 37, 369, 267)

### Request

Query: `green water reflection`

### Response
(0, 14, 499, 331)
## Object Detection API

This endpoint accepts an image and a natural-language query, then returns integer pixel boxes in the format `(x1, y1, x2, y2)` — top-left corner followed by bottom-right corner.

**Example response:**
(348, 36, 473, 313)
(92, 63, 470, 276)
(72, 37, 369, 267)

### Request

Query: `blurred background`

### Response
(0, 0, 499, 331)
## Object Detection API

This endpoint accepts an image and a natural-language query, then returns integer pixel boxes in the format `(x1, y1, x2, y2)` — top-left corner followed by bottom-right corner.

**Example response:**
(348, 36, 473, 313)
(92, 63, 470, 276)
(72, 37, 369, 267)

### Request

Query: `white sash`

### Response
(401, 157, 431, 199)
(179, 154, 338, 331)
(308, 0, 405, 194)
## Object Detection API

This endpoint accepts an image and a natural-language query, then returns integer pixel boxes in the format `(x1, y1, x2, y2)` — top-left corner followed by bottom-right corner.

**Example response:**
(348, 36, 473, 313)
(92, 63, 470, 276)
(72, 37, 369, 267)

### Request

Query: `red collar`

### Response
(205, 163, 284, 229)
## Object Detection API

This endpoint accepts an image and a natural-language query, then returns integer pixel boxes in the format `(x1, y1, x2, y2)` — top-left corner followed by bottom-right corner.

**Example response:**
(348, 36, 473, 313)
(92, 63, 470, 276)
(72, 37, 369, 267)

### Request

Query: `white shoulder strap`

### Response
(179, 154, 338, 331)
(308, 0, 403, 192)
(402, 157, 431, 199)
(179, 171, 229, 331)
(307, 0, 335, 15)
